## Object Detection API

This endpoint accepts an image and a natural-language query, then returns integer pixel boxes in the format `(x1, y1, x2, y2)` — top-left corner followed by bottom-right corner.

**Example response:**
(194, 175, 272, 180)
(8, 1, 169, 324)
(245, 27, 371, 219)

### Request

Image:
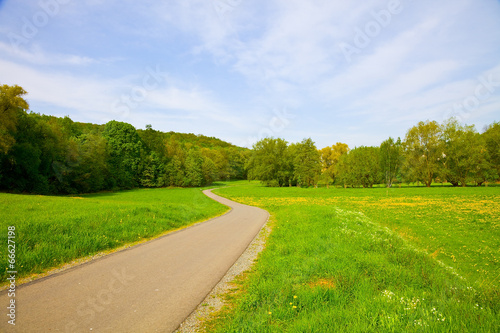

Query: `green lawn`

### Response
(0, 186, 228, 283)
(206, 181, 499, 332)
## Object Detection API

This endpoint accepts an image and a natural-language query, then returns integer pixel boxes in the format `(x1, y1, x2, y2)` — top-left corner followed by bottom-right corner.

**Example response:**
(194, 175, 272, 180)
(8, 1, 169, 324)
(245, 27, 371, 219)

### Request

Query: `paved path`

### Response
(0, 189, 269, 332)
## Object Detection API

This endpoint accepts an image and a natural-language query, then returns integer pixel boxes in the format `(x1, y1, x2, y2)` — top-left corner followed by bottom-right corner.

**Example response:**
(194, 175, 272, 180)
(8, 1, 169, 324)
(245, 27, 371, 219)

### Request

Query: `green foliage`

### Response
(201, 148, 231, 181)
(291, 138, 321, 187)
(319, 142, 349, 186)
(167, 155, 185, 187)
(246, 137, 322, 187)
(140, 152, 164, 188)
(184, 149, 204, 187)
(483, 122, 500, 180)
(0, 84, 29, 154)
(103, 120, 144, 189)
(337, 146, 381, 188)
(228, 148, 250, 180)
(248, 115, 499, 188)
(441, 119, 497, 186)
(0, 112, 55, 194)
(380, 137, 403, 187)
(246, 138, 293, 187)
(202, 156, 218, 185)
(403, 120, 443, 187)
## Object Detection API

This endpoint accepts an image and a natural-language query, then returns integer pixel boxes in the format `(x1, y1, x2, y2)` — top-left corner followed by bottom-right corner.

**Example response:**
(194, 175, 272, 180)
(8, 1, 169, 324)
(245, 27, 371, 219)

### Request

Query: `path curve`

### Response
(0, 189, 269, 332)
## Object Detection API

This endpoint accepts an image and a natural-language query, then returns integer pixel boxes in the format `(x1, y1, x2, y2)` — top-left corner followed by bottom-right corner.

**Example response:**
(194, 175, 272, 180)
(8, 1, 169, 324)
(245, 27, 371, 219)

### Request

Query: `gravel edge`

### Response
(174, 216, 272, 333)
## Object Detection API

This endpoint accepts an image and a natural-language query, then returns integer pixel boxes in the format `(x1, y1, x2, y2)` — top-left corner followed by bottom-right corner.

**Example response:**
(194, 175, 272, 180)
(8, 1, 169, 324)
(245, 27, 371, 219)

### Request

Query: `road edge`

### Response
(175, 190, 271, 333)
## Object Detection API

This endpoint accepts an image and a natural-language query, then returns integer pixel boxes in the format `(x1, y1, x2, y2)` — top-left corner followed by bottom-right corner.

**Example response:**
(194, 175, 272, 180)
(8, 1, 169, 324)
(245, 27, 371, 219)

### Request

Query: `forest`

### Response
(248, 120, 500, 188)
(0, 84, 248, 194)
(1, 84, 499, 194)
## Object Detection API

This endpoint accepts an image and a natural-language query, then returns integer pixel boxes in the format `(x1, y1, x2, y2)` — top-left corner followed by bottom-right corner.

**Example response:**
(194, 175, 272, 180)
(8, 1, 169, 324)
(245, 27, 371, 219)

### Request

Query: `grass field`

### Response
(206, 181, 499, 332)
(0, 186, 228, 284)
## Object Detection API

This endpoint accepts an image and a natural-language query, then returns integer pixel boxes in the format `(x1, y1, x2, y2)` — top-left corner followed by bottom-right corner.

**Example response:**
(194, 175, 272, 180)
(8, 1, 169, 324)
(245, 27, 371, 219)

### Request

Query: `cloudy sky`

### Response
(0, 0, 499, 148)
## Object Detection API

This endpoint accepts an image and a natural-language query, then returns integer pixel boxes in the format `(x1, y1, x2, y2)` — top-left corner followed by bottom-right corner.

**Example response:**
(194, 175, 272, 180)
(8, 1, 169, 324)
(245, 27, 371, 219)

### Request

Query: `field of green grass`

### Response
(207, 181, 499, 332)
(0, 186, 228, 284)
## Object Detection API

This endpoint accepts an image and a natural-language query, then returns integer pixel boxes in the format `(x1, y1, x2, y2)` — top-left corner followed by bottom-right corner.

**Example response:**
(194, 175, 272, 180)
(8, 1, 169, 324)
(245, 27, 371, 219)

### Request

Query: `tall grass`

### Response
(0, 187, 227, 283)
(206, 182, 499, 332)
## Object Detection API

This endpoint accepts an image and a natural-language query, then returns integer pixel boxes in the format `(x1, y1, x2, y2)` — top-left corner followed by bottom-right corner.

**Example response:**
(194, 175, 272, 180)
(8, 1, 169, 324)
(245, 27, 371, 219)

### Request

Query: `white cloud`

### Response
(0, 41, 98, 66)
(146, 86, 245, 129)
(0, 51, 245, 132)
(0, 58, 115, 112)
(1, 0, 499, 147)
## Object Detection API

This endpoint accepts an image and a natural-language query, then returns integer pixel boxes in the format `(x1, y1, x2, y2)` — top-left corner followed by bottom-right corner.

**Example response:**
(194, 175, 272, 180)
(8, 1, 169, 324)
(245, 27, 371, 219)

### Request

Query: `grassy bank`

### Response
(206, 182, 499, 332)
(0, 187, 228, 283)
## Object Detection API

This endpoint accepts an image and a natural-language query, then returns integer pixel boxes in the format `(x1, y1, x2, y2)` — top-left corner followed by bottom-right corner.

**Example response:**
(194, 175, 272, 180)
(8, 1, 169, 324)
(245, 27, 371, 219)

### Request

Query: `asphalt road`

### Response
(0, 189, 269, 332)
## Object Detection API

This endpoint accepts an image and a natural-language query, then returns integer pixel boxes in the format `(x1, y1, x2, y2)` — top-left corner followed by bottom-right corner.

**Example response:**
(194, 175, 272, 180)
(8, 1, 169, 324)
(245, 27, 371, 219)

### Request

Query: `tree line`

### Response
(0, 84, 249, 194)
(247, 119, 500, 188)
(2, 84, 499, 193)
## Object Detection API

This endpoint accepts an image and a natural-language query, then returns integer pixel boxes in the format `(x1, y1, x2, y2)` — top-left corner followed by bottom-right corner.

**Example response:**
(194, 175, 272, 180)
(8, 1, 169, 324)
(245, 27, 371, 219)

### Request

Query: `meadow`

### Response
(0, 186, 228, 284)
(206, 182, 499, 332)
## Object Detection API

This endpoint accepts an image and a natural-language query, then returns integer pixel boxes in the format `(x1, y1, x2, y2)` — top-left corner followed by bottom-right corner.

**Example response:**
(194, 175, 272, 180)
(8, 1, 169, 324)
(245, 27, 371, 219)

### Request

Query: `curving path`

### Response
(0, 189, 269, 332)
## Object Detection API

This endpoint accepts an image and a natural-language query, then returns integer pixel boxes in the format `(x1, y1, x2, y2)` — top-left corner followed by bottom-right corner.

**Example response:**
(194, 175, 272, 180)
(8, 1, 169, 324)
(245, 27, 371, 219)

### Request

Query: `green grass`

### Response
(0, 186, 228, 283)
(206, 181, 499, 332)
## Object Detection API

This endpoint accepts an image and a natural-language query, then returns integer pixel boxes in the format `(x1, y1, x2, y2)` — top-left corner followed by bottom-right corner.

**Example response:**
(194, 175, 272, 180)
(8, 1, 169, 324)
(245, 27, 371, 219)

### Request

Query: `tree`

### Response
(292, 138, 321, 187)
(336, 152, 355, 188)
(138, 125, 167, 157)
(205, 148, 231, 181)
(379, 137, 403, 187)
(228, 148, 249, 180)
(167, 155, 185, 187)
(441, 119, 497, 186)
(470, 135, 497, 186)
(336, 146, 380, 188)
(141, 152, 163, 188)
(103, 121, 144, 189)
(319, 142, 349, 187)
(184, 149, 204, 187)
(67, 133, 109, 192)
(202, 156, 218, 185)
(0, 112, 51, 193)
(246, 138, 292, 187)
(354, 146, 380, 188)
(483, 122, 500, 181)
(402, 120, 443, 187)
(0, 84, 29, 155)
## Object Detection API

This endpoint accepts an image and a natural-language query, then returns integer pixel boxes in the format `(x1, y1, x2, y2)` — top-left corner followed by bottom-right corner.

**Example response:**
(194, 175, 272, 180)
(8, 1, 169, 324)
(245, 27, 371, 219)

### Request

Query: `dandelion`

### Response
(293, 306, 297, 309)
(268, 312, 272, 315)
(293, 295, 297, 299)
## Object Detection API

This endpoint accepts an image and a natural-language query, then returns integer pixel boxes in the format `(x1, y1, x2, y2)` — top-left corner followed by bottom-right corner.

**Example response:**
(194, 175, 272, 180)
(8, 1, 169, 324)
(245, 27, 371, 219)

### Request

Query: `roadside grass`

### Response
(0, 186, 228, 284)
(206, 181, 499, 332)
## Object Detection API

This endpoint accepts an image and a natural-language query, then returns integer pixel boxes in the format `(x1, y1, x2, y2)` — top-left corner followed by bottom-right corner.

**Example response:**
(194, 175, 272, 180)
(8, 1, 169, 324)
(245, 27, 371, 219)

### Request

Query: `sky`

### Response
(0, 0, 499, 149)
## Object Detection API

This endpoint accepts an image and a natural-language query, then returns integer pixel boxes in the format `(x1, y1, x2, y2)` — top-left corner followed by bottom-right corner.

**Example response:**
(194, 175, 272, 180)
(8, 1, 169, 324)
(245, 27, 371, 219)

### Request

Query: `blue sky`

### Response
(1, 0, 499, 149)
